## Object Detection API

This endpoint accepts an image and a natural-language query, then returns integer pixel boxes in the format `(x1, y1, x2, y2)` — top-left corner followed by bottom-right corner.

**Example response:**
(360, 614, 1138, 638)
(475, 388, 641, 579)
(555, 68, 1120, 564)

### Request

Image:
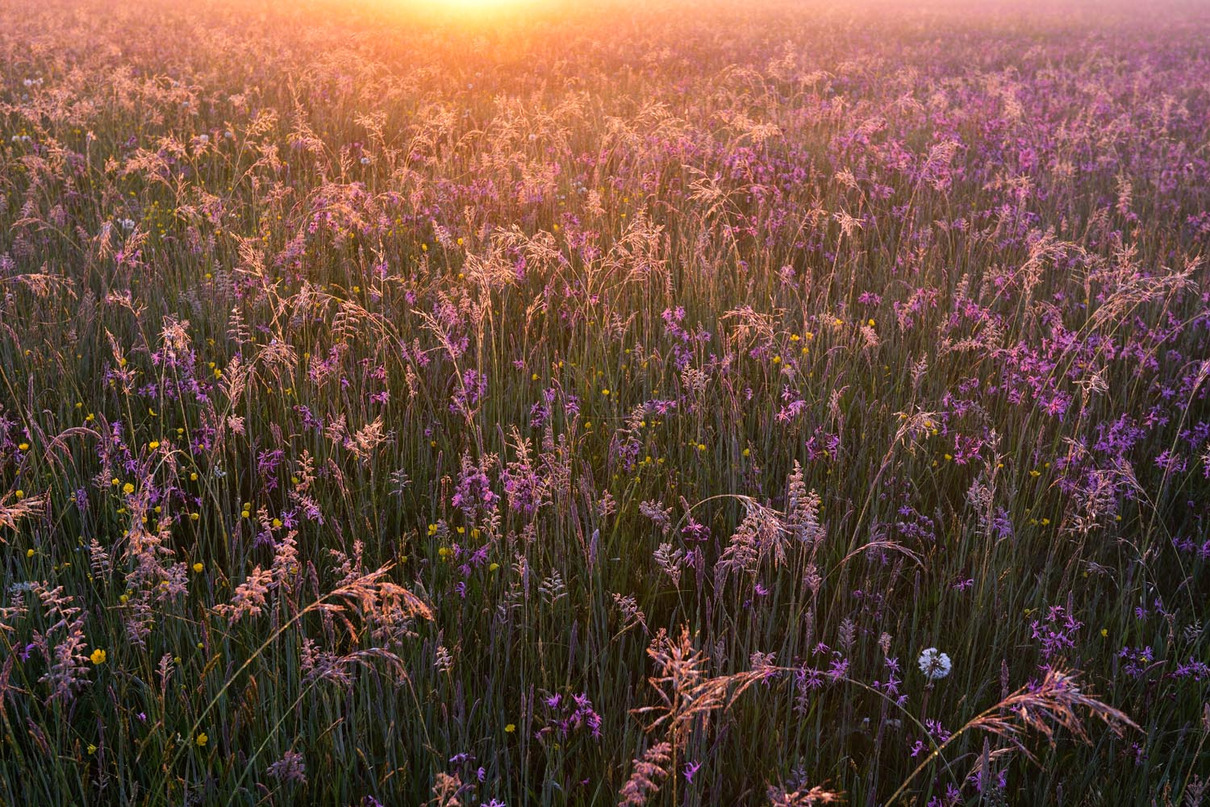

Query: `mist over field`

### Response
(1, 0, 1208, 803)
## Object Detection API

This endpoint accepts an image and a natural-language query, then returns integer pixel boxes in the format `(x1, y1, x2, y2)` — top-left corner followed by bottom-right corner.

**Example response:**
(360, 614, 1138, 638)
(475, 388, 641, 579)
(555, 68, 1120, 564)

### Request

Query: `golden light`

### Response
(389, 0, 564, 22)
(431, 0, 531, 9)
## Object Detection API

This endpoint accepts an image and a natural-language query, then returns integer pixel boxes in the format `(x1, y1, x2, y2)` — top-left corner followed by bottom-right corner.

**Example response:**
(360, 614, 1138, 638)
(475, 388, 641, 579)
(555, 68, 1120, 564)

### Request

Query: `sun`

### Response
(392, 0, 554, 19)
(362, 0, 578, 29)
(438, 0, 528, 8)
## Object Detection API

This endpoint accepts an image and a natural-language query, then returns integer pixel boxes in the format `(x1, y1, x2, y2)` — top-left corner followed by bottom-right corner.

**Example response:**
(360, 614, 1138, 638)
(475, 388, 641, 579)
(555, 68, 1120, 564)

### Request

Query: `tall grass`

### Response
(0, 0, 1207, 803)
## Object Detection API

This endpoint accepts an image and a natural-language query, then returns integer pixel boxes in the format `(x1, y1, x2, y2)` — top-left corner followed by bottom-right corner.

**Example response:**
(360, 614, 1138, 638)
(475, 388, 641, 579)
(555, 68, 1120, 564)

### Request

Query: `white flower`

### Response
(917, 647, 952, 680)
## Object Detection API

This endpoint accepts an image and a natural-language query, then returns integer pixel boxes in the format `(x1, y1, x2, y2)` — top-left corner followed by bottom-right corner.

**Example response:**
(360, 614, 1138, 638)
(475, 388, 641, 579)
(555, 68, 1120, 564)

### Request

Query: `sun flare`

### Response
(394, 0, 554, 21)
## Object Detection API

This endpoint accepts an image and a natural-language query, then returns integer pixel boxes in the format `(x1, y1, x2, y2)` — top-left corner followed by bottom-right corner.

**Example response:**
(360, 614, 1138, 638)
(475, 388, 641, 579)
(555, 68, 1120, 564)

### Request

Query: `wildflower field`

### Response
(1, 0, 1208, 803)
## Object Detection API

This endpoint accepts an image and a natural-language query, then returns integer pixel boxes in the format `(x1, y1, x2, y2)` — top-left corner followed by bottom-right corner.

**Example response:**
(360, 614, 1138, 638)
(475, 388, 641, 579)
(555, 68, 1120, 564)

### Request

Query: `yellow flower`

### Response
(90, 649, 107, 665)
(122, 483, 135, 495)
(18, 442, 29, 451)
(148, 441, 160, 450)
(193, 562, 204, 573)
(87, 743, 97, 755)
(504, 724, 516, 733)
(272, 518, 282, 529)
(26, 548, 34, 558)
(601, 388, 610, 396)
(195, 733, 208, 747)
(15, 490, 23, 499)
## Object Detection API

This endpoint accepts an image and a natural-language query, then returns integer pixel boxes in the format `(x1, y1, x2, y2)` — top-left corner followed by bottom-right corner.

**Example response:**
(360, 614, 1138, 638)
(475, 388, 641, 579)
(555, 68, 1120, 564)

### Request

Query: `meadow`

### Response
(1, 0, 1208, 803)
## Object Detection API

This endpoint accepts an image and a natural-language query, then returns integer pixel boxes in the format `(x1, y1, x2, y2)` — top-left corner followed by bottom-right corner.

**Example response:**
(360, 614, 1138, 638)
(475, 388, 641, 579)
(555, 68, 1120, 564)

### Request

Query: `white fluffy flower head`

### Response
(918, 647, 952, 680)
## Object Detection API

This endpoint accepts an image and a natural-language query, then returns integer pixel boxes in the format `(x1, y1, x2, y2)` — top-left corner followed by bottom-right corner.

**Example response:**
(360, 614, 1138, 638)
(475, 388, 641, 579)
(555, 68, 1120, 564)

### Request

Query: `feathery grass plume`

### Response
(627, 626, 768, 804)
(888, 667, 1138, 803)
(215, 567, 275, 624)
(343, 416, 388, 463)
(0, 491, 45, 536)
(611, 592, 647, 634)
(715, 499, 787, 584)
(785, 461, 824, 547)
(28, 584, 91, 702)
(430, 771, 466, 807)
(618, 742, 672, 806)
(766, 782, 844, 806)
(266, 749, 306, 785)
(967, 667, 1137, 754)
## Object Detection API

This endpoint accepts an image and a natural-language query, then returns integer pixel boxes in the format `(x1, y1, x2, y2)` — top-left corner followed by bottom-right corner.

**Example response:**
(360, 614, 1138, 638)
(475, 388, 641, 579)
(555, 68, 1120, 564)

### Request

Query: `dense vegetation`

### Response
(1, 0, 1208, 803)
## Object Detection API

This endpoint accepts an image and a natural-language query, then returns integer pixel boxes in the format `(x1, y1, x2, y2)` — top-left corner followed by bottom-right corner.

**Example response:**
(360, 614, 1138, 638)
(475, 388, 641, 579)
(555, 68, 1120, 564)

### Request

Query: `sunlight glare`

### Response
(397, 0, 555, 22)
